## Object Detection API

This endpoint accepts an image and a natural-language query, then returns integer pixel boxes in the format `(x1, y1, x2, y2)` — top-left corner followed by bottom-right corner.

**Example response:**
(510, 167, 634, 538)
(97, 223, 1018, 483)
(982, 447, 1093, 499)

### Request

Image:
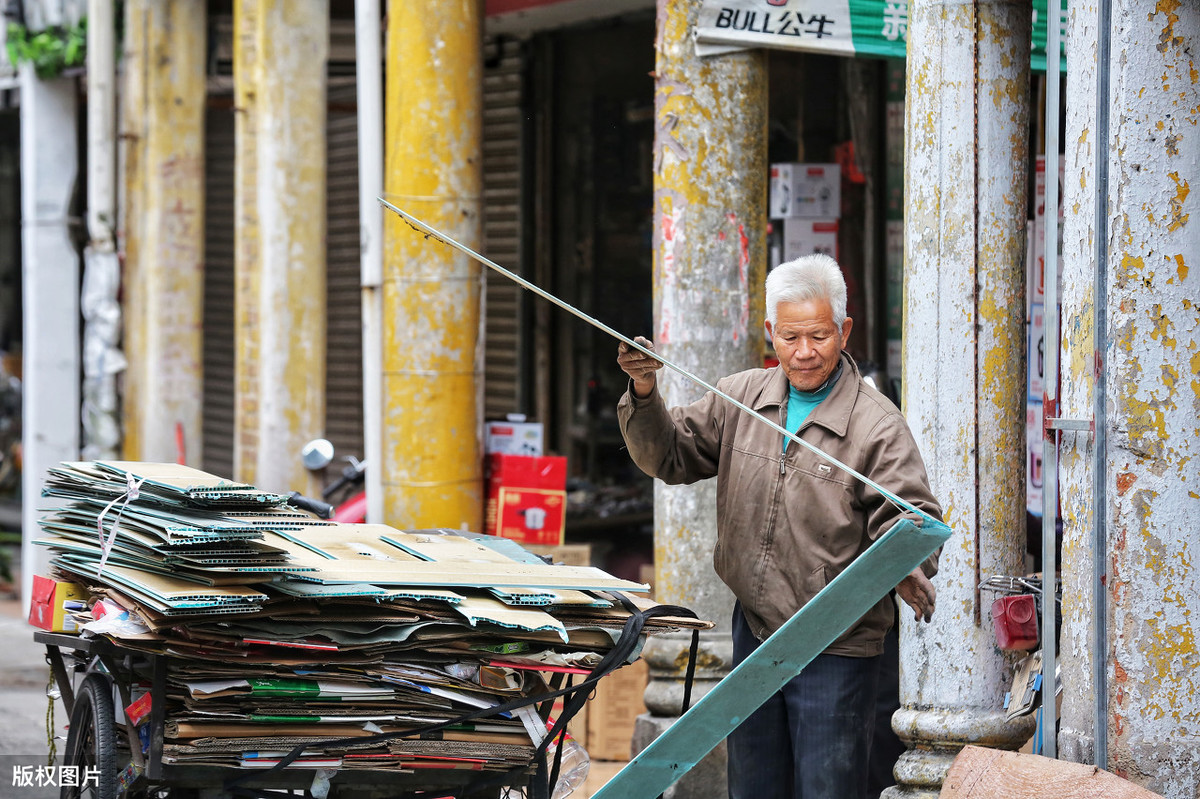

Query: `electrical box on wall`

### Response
(769, 163, 841, 219)
(782, 218, 839, 262)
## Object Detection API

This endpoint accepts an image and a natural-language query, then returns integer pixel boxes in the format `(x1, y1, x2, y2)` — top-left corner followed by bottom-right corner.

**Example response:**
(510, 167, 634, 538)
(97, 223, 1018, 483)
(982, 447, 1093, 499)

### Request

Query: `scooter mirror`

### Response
(301, 438, 335, 471)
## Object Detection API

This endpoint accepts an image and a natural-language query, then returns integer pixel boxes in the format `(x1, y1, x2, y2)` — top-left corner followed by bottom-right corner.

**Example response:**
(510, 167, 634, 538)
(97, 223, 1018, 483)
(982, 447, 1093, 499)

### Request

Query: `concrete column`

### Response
(120, 0, 205, 464)
(890, 2, 1035, 795)
(1059, 2, 1200, 796)
(382, 0, 483, 531)
(19, 65, 80, 611)
(235, 0, 329, 495)
(232, 0, 261, 485)
(631, 2, 766, 796)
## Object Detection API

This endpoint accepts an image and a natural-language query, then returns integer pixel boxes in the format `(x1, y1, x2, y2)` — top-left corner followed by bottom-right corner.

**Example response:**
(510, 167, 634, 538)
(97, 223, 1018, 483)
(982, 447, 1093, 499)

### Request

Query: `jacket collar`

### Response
(751, 353, 860, 438)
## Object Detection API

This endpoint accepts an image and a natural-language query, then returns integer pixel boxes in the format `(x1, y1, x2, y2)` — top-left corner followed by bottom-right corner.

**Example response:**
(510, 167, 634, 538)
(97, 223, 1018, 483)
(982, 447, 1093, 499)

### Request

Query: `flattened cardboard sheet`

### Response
(264, 528, 647, 593)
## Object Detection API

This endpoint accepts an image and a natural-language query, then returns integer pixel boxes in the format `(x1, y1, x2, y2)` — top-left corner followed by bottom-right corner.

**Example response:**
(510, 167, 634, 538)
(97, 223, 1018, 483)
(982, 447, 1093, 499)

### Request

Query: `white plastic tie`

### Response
(95, 472, 145, 575)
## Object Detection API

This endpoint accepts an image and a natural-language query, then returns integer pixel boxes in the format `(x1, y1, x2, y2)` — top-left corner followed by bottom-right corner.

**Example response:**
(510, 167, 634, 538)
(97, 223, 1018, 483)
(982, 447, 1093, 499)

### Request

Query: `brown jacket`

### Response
(617, 353, 942, 656)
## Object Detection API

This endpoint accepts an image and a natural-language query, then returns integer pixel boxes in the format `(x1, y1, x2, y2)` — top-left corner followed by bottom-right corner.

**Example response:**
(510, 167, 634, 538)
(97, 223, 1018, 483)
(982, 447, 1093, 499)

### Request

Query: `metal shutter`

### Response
(325, 81, 365, 459)
(202, 85, 364, 479)
(202, 105, 236, 477)
(204, 46, 518, 475)
(482, 37, 527, 419)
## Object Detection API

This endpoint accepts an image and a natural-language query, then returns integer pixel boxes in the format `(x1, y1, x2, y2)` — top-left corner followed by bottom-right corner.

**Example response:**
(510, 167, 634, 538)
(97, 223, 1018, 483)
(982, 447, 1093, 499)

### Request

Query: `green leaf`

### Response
(4, 20, 88, 79)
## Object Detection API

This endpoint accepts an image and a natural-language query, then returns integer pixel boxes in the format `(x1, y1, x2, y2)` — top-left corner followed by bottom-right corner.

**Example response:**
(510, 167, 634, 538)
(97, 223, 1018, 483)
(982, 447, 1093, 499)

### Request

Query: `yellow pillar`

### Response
(120, 0, 206, 464)
(383, 1, 484, 530)
(119, 0, 145, 459)
(233, 0, 328, 495)
(232, 0, 261, 485)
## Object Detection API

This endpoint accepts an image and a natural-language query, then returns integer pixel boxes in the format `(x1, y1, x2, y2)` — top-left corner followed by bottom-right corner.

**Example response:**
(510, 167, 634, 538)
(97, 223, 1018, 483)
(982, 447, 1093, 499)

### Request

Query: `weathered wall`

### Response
(890, 0, 1035, 794)
(233, 0, 328, 496)
(648, 0, 765, 642)
(121, 0, 206, 464)
(382, 0, 484, 531)
(1060, 1, 1200, 795)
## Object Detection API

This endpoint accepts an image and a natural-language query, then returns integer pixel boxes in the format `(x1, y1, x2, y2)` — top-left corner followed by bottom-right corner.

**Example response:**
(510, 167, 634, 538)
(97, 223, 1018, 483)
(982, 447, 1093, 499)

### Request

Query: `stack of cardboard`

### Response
(34, 462, 709, 781)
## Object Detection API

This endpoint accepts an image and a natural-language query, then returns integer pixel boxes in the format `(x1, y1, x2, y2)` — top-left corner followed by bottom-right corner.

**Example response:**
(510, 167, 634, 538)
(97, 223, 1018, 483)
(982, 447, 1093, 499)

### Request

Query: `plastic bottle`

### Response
(549, 737, 590, 799)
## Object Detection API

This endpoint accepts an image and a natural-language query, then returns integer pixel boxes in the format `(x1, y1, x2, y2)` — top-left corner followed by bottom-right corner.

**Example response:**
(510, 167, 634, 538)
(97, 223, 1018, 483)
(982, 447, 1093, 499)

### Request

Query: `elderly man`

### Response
(616, 254, 942, 799)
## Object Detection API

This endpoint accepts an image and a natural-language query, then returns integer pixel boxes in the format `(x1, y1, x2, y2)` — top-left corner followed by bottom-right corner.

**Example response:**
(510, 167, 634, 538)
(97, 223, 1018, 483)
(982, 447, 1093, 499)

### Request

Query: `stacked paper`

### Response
(36, 462, 708, 788)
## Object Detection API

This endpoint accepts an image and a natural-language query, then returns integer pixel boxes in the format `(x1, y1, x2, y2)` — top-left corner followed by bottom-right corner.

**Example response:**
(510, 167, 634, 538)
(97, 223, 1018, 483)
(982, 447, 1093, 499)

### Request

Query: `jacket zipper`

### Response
(780, 405, 787, 475)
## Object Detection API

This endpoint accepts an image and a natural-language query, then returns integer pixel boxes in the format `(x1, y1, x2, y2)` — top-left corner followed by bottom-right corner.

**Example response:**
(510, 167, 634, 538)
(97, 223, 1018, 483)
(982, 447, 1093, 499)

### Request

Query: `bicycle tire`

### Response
(60, 673, 119, 799)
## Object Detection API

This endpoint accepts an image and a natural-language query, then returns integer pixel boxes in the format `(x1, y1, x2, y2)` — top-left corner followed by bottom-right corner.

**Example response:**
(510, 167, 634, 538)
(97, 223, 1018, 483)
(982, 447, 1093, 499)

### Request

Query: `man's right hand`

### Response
(617, 336, 663, 398)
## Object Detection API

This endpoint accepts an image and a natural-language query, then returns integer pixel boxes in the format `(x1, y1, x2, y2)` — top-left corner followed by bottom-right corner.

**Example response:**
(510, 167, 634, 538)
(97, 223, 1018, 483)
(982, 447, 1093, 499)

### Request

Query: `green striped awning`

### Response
(696, 0, 1068, 72)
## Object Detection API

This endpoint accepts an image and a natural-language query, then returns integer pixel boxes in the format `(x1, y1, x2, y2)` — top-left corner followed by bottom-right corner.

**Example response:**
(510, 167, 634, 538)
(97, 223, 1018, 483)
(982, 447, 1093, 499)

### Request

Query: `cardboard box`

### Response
(586, 659, 649, 761)
(484, 420, 544, 456)
(1027, 402, 1044, 517)
(638, 563, 655, 599)
(524, 543, 592, 568)
(28, 575, 87, 633)
(1027, 302, 1045, 402)
(769, 163, 841, 218)
(485, 454, 567, 546)
(1030, 155, 1064, 310)
(782, 218, 839, 262)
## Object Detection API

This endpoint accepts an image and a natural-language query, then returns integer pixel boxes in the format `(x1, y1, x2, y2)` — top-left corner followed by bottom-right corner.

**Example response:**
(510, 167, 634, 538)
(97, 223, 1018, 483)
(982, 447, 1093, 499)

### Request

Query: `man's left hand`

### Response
(896, 568, 936, 623)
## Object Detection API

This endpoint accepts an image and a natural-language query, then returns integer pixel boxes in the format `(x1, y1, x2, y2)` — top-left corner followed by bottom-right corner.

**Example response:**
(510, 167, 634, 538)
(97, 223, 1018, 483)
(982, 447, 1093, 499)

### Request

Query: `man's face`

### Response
(766, 299, 853, 392)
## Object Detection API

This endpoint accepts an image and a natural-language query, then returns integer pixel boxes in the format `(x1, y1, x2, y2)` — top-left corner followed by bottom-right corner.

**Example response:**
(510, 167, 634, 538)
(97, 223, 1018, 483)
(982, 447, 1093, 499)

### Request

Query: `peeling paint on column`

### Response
(637, 0, 765, 736)
(233, 0, 260, 485)
(651, 0, 765, 618)
(1061, 0, 1200, 794)
(1058, 0, 1101, 737)
(245, 0, 328, 496)
(120, 0, 147, 461)
(382, 0, 483, 531)
(889, 2, 1035, 795)
(122, 0, 206, 464)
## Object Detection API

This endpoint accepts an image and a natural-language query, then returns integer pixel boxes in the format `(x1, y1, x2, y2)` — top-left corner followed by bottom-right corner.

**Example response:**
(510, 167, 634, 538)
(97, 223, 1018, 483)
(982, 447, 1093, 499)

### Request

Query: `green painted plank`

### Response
(592, 516, 951, 799)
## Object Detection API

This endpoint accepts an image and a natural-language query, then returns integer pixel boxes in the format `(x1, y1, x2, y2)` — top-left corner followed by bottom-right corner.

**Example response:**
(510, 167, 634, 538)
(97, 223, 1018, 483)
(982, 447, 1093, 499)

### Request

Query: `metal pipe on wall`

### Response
(1089, 0, 1111, 768)
(82, 0, 123, 462)
(1040, 0, 1062, 761)
(355, 0, 384, 524)
(86, 0, 115, 248)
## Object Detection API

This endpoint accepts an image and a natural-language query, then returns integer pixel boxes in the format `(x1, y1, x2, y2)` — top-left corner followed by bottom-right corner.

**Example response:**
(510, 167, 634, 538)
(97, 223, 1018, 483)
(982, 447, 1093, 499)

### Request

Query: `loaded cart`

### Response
(35, 628, 630, 799)
(31, 461, 709, 799)
(39, 630, 527, 798)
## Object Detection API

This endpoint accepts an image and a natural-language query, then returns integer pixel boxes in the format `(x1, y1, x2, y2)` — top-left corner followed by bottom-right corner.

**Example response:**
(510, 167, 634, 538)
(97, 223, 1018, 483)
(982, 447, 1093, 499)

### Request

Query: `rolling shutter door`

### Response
(202, 105, 236, 478)
(202, 86, 365, 478)
(205, 52, 513, 475)
(325, 82, 365, 460)
(483, 37, 527, 419)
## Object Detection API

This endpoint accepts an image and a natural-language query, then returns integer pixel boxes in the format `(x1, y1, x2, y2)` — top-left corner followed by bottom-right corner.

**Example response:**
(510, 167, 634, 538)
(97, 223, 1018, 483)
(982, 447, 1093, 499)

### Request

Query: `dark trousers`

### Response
(866, 606, 904, 797)
(727, 602, 881, 799)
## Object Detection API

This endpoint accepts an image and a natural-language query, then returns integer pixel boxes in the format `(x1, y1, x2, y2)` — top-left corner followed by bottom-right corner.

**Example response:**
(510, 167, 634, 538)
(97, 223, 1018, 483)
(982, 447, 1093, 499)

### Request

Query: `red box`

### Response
(485, 454, 567, 545)
(991, 594, 1039, 651)
(28, 575, 87, 633)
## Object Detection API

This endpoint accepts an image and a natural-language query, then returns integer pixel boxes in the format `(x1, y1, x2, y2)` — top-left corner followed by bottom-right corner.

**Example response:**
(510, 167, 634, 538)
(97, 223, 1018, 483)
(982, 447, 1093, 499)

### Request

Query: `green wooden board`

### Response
(592, 516, 951, 799)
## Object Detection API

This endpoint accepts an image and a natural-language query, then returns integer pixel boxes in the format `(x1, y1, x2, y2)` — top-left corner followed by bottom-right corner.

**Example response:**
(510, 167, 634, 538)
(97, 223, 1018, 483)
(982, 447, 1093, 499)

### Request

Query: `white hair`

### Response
(765, 254, 848, 328)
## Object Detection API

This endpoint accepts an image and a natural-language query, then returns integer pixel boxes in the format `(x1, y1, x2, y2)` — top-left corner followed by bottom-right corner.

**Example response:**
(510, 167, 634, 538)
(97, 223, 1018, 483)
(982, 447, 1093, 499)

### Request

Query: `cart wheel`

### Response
(61, 674, 121, 799)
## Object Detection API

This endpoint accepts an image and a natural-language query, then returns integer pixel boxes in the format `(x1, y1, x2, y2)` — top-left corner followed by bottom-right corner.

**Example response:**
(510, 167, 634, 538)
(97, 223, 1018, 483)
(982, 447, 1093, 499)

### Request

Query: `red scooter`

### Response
(290, 438, 367, 522)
